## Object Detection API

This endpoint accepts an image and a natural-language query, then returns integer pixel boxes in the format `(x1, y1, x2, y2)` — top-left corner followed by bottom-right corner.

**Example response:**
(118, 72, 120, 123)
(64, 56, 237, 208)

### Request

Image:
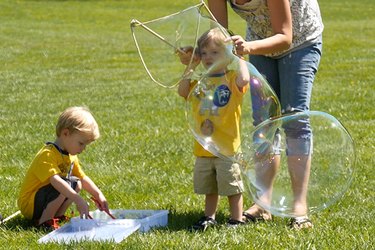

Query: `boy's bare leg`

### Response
(205, 194, 219, 219)
(55, 200, 72, 218)
(55, 180, 82, 217)
(228, 193, 243, 221)
(288, 155, 311, 217)
(38, 195, 66, 225)
(39, 181, 82, 224)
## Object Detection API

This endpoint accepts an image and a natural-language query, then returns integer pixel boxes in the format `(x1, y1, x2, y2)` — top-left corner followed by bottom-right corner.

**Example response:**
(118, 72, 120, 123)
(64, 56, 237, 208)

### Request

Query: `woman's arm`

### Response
(226, 0, 293, 55)
(208, 0, 229, 28)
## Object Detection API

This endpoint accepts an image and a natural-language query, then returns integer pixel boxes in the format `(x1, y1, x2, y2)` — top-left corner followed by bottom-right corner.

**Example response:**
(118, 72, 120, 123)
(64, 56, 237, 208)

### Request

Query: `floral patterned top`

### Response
(229, 0, 324, 58)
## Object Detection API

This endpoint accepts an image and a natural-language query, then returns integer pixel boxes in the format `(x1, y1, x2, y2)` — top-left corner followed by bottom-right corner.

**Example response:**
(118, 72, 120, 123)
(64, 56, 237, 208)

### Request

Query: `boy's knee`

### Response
(67, 176, 81, 193)
(75, 180, 82, 193)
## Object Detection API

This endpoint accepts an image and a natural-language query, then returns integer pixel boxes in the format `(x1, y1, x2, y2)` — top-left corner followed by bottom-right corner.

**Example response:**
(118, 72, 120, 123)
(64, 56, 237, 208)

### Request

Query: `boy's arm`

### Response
(178, 77, 193, 99)
(177, 46, 200, 99)
(235, 58, 250, 89)
(178, 61, 200, 99)
(50, 175, 90, 217)
(81, 176, 109, 213)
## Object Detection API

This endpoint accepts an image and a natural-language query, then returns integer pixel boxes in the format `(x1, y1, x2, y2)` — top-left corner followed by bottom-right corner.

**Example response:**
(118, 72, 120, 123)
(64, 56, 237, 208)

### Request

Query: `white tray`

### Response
(38, 209, 169, 244)
(89, 209, 169, 232)
(38, 218, 140, 244)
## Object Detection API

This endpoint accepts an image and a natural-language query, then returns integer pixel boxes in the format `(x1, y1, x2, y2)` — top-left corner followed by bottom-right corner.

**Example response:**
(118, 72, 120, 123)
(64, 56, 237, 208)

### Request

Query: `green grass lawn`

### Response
(0, 0, 374, 249)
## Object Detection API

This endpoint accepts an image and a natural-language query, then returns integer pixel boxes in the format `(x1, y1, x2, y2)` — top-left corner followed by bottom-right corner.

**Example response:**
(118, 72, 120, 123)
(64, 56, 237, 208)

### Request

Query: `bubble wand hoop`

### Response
(130, 1, 225, 89)
(130, 18, 188, 88)
(130, 19, 185, 54)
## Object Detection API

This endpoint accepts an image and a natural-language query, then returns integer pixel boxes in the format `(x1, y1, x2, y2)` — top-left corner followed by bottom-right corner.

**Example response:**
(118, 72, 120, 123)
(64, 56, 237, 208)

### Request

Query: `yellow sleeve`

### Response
(71, 156, 86, 179)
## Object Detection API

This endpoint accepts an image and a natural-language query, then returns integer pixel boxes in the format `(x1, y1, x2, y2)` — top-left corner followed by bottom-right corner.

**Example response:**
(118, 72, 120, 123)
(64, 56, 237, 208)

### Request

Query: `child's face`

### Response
(60, 129, 94, 155)
(200, 42, 227, 72)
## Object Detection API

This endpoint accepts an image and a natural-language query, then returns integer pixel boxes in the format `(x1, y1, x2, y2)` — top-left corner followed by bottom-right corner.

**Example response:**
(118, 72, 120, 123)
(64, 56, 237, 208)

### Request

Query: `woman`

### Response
(208, 0, 324, 229)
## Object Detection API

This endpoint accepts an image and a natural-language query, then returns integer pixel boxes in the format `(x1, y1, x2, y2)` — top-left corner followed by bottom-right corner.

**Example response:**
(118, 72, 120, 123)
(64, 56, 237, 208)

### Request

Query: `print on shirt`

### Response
(58, 162, 69, 176)
(199, 84, 231, 136)
(198, 84, 218, 116)
(201, 118, 214, 136)
(213, 85, 231, 107)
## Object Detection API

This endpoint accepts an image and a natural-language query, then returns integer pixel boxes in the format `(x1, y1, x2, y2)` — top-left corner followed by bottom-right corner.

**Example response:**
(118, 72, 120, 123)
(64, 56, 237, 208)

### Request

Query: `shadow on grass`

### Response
(0, 216, 36, 232)
(160, 209, 229, 232)
(2, 209, 286, 233)
(153, 205, 296, 233)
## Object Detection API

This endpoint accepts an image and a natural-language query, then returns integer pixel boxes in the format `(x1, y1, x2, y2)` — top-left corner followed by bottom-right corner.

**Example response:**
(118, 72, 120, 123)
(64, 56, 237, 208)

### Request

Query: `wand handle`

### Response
(90, 197, 116, 219)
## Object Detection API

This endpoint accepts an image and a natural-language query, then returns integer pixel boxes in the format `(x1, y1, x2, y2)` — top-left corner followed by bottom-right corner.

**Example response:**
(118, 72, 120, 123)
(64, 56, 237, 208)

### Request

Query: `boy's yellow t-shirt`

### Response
(17, 143, 86, 219)
(189, 70, 248, 157)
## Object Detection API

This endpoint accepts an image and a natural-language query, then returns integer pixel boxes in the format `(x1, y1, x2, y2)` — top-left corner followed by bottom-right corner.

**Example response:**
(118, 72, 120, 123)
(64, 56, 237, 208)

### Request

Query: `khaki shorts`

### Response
(193, 157, 243, 196)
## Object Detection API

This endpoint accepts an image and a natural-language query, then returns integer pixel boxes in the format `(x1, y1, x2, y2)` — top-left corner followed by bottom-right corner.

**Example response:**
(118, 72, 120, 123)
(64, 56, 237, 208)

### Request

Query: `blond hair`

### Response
(197, 27, 226, 55)
(56, 106, 100, 140)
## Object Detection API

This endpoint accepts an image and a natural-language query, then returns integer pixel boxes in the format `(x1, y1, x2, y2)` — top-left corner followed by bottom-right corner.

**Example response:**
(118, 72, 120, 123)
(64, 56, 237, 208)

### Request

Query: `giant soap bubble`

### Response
(185, 48, 281, 158)
(240, 111, 355, 217)
(130, 2, 355, 218)
(131, 2, 281, 158)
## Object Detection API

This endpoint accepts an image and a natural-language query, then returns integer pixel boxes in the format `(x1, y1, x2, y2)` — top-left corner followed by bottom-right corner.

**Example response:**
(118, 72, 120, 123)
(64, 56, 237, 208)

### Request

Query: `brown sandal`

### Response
(242, 210, 272, 223)
(242, 203, 272, 223)
(243, 211, 263, 223)
(289, 216, 313, 229)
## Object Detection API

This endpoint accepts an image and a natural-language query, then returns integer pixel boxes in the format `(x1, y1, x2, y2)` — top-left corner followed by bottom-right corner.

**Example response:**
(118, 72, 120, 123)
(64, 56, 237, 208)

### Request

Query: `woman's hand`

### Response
(226, 35, 251, 55)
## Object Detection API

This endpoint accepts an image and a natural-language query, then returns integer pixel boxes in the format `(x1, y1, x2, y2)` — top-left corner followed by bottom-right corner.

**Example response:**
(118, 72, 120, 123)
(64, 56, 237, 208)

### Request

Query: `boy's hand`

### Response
(177, 46, 200, 66)
(91, 196, 116, 219)
(75, 196, 90, 219)
(92, 194, 109, 213)
(49, 175, 91, 218)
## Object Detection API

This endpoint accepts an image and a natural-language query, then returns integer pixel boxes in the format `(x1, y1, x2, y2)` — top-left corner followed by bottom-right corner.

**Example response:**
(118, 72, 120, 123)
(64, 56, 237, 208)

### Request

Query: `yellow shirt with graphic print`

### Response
(189, 70, 248, 157)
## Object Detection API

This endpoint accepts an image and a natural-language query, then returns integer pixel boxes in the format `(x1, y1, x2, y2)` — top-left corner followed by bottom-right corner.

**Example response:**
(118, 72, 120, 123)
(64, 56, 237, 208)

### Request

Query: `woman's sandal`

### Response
(242, 211, 272, 223)
(243, 211, 263, 223)
(289, 216, 313, 229)
(242, 203, 272, 223)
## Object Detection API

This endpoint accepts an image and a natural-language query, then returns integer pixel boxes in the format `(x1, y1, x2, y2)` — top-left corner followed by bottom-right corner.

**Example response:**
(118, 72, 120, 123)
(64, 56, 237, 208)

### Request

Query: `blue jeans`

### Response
(250, 40, 323, 155)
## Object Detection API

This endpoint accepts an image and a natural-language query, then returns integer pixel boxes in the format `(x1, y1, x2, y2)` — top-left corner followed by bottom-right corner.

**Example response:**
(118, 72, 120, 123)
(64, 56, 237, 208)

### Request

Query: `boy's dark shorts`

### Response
(32, 177, 79, 221)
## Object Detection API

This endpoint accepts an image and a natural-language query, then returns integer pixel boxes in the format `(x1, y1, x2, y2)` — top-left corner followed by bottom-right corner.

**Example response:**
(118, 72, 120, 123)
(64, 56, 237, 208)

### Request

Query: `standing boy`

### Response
(178, 28, 249, 231)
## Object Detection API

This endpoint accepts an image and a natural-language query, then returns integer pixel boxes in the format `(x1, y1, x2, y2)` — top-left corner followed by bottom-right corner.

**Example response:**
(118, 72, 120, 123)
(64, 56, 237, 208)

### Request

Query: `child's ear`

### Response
(61, 128, 70, 137)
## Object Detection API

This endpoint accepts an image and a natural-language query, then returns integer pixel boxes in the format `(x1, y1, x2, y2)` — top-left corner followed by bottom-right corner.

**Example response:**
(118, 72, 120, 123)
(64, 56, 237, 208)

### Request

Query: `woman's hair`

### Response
(196, 27, 226, 54)
(56, 106, 100, 140)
